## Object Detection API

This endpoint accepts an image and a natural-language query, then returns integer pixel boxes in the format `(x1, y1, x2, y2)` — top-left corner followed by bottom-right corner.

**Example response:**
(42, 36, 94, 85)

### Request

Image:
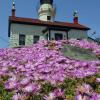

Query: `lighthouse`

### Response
(8, 0, 90, 47)
(38, 0, 55, 21)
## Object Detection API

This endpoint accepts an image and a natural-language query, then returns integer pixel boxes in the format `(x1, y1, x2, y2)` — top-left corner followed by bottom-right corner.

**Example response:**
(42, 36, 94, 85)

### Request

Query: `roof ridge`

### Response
(9, 16, 90, 30)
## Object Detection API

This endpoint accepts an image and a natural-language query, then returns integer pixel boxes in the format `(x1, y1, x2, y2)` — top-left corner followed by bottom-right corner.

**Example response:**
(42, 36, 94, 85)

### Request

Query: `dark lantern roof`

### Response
(40, 0, 53, 5)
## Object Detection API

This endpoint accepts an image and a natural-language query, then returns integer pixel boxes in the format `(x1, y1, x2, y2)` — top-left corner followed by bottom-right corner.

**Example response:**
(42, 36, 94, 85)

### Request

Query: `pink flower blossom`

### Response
(12, 93, 26, 100)
(96, 78, 100, 82)
(20, 77, 30, 86)
(44, 92, 56, 100)
(22, 83, 40, 93)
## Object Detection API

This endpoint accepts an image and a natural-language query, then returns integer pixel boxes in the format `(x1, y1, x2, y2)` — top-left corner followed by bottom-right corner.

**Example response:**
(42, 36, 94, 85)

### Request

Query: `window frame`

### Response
(55, 33, 63, 40)
(19, 34, 26, 45)
(47, 16, 51, 21)
(33, 35, 40, 43)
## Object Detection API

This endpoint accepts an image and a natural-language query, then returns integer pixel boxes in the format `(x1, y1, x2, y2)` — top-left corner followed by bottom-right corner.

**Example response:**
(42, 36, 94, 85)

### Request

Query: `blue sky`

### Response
(0, 0, 100, 48)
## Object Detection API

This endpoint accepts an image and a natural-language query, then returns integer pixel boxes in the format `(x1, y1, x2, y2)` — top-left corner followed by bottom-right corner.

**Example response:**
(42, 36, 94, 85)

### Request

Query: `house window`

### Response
(55, 33, 63, 40)
(19, 34, 25, 45)
(34, 35, 39, 43)
(47, 16, 51, 21)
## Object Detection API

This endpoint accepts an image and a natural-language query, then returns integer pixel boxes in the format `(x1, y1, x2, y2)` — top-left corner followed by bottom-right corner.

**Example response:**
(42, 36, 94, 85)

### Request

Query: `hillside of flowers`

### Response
(0, 39, 100, 100)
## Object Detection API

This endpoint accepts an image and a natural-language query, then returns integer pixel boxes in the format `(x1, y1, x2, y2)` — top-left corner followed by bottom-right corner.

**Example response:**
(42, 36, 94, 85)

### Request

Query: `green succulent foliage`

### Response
(95, 85, 100, 93)
(29, 95, 42, 100)
(95, 73, 100, 77)
(58, 78, 81, 100)
(40, 82, 54, 94)
(0, 83, 13, 100)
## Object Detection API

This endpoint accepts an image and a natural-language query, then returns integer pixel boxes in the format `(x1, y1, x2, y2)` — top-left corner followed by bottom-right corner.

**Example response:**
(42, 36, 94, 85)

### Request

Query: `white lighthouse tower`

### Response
(38, 0, 55, 21)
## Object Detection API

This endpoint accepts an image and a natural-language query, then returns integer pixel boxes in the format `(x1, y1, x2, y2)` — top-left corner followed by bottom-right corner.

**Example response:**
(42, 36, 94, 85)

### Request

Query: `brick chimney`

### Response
(12, 9, 15, 17)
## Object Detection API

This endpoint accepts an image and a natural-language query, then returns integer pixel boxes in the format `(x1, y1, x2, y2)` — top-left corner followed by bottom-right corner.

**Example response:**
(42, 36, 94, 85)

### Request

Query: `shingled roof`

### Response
(8, 16, 90, 36)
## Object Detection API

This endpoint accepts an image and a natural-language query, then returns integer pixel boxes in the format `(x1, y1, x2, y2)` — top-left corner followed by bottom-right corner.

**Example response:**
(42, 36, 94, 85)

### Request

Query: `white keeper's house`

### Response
(8, 0, 90, 47)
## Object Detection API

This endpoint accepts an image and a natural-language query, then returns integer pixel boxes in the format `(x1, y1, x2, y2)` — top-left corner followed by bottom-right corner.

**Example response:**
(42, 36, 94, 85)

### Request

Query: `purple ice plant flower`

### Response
(74, 83, 100, 100)
(53, 88, 65, 97)
(20, 77, 31, 86)
(43, 92, 56, 100)
(5, 80, 18, 90)
(96, 78, 100, 83)
(91, 93, 100, 100)
(82, 83, 92, 94)
(22, 83, 40, 93)
(74, 94, 91, 100)
(12, 93, 21, 100)
(12, 93, 26, 100)
(44, 88, 66, 100)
